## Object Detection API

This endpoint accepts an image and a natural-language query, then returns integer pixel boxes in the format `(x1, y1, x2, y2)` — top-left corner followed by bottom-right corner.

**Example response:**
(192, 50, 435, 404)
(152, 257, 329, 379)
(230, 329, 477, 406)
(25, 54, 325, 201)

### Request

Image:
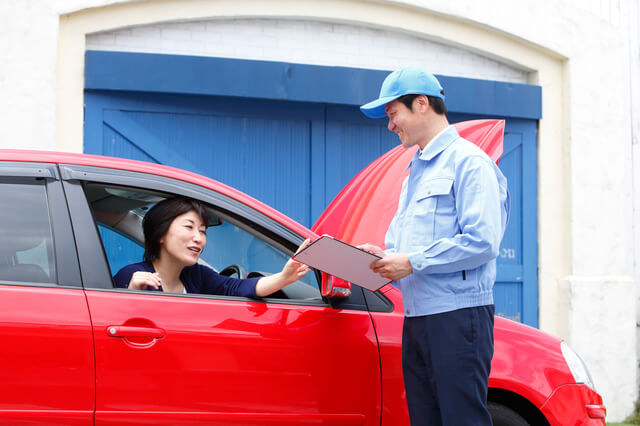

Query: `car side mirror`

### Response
(321, 273, 351, 298)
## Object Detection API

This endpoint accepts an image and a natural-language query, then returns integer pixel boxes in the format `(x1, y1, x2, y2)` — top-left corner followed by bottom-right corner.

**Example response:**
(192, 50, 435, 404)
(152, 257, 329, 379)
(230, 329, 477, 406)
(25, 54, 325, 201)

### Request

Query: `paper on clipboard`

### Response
(293, 235, 390, 291)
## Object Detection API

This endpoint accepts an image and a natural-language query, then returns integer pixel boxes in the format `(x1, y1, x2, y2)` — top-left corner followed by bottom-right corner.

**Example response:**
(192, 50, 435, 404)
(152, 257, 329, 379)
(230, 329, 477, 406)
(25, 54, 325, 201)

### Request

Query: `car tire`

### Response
(488, 402, 529, 426)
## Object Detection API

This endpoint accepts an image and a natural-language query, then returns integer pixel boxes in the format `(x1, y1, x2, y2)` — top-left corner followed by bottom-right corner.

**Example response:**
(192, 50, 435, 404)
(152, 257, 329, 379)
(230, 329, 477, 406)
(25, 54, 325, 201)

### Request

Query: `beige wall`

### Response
(1, 0, 637, 421)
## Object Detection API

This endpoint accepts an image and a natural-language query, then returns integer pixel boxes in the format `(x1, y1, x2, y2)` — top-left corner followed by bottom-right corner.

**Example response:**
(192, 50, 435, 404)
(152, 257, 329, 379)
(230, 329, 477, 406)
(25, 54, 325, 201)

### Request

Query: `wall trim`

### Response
(85, 50, 542, 119)
(58, 0, 568, 338)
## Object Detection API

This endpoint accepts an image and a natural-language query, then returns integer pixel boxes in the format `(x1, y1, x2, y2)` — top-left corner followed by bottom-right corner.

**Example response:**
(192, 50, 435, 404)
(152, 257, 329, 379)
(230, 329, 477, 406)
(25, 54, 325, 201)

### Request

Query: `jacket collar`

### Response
(418, 125, 458, 162)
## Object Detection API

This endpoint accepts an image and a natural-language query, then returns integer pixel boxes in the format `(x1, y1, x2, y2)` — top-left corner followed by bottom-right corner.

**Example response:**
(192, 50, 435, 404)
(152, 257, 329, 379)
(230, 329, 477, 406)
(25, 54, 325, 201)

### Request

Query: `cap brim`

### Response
(360, 95, 400, 119)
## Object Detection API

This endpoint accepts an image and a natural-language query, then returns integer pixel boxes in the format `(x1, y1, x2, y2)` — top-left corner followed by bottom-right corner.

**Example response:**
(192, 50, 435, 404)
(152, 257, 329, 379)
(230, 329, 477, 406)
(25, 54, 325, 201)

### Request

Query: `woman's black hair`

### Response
(397, 93, 447, 115)
(142, 197, 209, 262)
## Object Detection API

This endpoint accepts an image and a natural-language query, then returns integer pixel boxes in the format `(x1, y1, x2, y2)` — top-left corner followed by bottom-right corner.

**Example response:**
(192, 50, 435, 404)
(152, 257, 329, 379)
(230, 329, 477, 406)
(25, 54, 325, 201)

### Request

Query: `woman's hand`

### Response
(255, 239, 311, 297)
(128, 271, 162, 290)
(280, 238, 311, 283)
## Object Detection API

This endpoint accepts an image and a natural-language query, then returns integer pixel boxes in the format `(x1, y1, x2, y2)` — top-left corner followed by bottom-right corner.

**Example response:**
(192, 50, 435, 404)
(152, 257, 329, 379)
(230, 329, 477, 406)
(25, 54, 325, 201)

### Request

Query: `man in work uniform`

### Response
(359, 67, 510, 425)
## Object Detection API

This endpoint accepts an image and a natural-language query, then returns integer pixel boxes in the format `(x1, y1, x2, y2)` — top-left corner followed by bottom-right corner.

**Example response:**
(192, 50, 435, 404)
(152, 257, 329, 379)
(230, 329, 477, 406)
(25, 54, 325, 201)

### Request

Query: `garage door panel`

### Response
(325, 105, 399, 206)
(325, 122, 398, 203)
(103, 112, 197, 173)
(498, 132, 523, 267)
(494, 121, 537, 326)
(232, 117, 312, 225)
(493, 282, 523, 323)
(87, 92, 316, 226)
(86, 92, 539, 327)
(103, 124, 156, 164)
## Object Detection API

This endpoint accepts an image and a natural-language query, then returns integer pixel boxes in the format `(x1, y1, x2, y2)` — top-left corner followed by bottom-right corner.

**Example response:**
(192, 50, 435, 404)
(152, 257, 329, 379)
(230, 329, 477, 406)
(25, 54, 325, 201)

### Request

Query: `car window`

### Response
(0, 180, 56, 284)
(199, 219, 321, 300)
(86, 183, 321, 300)
(98, 224, 144, 276)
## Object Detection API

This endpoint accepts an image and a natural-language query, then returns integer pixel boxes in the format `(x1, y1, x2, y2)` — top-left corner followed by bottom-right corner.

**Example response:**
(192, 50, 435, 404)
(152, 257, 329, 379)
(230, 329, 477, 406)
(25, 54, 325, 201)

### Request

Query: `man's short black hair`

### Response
(396, 93, 447, 116)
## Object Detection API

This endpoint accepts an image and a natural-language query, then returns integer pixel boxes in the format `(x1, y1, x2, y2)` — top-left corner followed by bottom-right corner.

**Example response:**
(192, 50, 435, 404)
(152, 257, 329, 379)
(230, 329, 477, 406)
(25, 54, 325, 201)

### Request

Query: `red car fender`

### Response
(373, 283, 583, 425)
(540, 384, 606, 425)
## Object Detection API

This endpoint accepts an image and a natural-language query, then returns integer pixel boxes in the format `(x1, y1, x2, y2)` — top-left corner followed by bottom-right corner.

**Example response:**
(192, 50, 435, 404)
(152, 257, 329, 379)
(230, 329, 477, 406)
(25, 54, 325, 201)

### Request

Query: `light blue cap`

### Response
(360, 67, 445, 118)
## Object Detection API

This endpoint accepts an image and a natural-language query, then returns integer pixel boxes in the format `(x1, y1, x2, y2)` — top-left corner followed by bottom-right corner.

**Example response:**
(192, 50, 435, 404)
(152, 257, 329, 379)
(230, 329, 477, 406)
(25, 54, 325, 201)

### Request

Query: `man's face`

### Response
(385, 99, 423, 149)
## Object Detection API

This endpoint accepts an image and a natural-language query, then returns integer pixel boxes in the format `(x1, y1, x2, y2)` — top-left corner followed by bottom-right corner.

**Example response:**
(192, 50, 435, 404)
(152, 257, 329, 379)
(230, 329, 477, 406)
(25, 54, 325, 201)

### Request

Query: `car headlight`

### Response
(561, 342, 596, 391)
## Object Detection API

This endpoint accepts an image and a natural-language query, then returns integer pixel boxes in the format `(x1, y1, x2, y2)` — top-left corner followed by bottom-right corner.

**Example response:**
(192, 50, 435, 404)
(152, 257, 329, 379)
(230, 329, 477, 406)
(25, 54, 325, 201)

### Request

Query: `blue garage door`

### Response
(321, 107, 538, 326)
(84, 52, 540, 326)
(85, 91, 323, 226)
(450, 114, 538, 325)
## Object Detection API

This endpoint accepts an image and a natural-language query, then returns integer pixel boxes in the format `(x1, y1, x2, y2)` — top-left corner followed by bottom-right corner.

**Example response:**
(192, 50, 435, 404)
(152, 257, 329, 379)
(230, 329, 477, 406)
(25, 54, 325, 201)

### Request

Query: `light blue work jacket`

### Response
(385, 126, 510, 317)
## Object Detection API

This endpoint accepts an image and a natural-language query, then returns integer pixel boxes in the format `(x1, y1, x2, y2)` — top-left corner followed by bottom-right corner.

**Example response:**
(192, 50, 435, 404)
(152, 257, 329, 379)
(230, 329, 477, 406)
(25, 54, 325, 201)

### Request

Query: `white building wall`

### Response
(86, 18, 530, 84)
(0, 0, 638, 421)
(0, 1, 59, 151)
(629, 0, 640, 402)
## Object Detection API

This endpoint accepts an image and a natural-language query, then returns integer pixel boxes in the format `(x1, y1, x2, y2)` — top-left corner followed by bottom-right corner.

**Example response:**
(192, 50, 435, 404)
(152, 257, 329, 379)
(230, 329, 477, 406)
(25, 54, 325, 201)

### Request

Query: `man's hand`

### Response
(370, 253, 413, 281)
(357, 243, 386, 257)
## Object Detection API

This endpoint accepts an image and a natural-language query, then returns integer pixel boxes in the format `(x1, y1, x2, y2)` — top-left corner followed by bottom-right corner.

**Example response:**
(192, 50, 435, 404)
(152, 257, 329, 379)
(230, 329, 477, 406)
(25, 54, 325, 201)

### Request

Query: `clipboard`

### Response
(293, 235, 390, 291)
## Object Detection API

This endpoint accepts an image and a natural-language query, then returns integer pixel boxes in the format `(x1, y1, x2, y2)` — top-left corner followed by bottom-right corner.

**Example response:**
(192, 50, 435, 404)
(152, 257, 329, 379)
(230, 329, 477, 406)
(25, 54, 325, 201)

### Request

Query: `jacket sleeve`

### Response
(408, 155, 509, 274)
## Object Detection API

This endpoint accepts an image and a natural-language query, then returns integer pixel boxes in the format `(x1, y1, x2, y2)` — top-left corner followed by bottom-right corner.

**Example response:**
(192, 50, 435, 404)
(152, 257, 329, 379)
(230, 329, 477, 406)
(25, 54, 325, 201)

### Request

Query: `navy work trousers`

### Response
(402, 305, 495, 426)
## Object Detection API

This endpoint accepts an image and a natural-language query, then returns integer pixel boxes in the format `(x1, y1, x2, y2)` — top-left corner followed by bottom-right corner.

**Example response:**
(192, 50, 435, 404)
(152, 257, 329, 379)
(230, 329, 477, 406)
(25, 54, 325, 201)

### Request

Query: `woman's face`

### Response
(158, 210, 207, 267)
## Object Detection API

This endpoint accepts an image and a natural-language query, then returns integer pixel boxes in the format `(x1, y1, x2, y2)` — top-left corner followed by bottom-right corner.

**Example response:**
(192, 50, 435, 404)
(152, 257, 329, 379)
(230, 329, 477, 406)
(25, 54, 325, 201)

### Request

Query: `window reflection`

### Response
(0, 182, 55, 284)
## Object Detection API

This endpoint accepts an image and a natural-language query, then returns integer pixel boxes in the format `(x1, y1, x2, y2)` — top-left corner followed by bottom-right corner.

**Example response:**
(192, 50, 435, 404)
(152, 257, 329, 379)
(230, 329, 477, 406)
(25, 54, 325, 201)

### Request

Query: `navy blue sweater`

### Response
(113, 261, 259, 298)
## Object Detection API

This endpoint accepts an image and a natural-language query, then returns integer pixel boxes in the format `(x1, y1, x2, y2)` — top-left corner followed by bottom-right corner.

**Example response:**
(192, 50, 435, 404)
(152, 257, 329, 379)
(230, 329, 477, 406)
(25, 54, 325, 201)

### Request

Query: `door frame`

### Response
(84, 51, 541, 326)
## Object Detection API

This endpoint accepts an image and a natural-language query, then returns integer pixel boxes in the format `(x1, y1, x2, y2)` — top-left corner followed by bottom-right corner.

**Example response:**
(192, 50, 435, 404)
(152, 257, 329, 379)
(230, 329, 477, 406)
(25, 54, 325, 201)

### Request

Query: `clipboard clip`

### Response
(321, 273, 351, 298)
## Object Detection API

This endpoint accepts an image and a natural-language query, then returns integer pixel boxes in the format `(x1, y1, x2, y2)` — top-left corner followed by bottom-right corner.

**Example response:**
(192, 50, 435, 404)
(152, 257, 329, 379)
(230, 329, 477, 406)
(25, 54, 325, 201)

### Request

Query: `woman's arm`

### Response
(127, 271, 163, 290)
(113, 262, 162, 290)
(255, 239, 311, 297)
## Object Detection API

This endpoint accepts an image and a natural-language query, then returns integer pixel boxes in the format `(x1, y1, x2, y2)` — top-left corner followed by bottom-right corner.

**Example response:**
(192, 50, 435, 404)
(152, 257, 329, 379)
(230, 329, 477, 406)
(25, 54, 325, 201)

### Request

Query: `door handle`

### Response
(106, 325, 166, 339)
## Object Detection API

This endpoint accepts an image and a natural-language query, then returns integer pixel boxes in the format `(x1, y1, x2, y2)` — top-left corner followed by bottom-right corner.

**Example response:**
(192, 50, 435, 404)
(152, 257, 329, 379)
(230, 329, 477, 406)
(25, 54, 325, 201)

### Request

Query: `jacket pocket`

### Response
(408, 178, 454, 245)
(414, 178, 453, 209)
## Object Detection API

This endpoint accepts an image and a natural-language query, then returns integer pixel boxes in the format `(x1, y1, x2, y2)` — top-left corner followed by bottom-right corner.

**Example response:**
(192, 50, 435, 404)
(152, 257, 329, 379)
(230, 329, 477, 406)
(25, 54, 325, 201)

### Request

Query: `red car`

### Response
(0, 122, 604, 425)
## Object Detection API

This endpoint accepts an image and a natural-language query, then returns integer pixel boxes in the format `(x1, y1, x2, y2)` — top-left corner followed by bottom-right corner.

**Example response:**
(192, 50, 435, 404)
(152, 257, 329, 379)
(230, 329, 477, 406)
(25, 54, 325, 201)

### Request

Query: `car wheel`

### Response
(488, 402, 529, 426)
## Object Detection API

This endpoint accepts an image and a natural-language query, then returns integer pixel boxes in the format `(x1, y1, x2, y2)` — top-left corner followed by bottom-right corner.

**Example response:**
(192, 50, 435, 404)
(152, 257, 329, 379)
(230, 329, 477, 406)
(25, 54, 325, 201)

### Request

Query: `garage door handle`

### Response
(106, 325, 166, 339)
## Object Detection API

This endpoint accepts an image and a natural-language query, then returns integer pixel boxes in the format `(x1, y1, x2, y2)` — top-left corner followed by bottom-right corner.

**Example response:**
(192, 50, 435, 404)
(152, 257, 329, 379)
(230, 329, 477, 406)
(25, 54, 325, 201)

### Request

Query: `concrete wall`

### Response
(628, 0, 640, 408)
(0, 0, 638, 421)
(85, 18, 530, 83)
(0, 1, 59, 151)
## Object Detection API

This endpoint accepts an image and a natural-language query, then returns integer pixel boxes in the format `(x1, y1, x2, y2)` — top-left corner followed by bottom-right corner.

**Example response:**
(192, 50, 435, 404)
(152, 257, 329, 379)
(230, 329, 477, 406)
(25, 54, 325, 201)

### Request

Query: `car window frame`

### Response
(60, 164, 335, 307)
(89, 182, 322, 300)
(0, 162, 81, 288)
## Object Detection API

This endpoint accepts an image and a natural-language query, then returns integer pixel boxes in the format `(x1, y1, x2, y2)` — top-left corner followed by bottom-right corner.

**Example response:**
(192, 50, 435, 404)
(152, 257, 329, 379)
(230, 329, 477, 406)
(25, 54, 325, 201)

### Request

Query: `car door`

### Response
(0, 162, 94, 425)
(60, 164, 381, 425)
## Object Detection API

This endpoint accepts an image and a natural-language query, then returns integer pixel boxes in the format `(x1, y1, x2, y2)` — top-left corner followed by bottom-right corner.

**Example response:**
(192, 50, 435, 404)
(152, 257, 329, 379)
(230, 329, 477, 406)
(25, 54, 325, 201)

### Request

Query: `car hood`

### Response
(312, 119, 505, 246)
